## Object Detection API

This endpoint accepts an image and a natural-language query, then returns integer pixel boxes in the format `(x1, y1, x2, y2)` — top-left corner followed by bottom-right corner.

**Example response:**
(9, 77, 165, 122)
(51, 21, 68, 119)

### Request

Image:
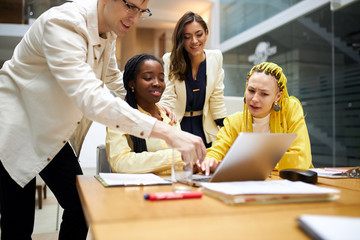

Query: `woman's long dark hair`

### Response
(123, 53, 163, 153)
(169, 11, 208, 81)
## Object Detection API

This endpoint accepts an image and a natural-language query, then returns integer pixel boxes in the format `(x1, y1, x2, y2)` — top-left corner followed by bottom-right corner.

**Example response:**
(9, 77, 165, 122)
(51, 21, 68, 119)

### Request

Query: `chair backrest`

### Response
(96, 144, 112, 175)
(224, 96, 244, 115)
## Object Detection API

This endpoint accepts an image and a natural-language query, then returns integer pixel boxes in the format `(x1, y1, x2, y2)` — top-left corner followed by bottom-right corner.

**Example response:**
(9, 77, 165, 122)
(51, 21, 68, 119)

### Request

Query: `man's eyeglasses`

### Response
(122, 0, 152, 18)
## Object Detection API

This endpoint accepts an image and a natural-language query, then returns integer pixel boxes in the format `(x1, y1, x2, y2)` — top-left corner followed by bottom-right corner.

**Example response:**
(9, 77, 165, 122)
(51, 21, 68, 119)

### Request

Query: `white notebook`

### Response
(297, 214, 360, 240)
(96, 173, 171, 187)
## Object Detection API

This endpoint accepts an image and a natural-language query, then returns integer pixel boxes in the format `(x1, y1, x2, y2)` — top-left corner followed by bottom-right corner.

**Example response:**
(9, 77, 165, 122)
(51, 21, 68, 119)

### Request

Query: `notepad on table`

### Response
(309, 168, 348, 178)
(95, 173, 171, 187)
(297, 214, 360, 240)
(200, 180, 339, 205)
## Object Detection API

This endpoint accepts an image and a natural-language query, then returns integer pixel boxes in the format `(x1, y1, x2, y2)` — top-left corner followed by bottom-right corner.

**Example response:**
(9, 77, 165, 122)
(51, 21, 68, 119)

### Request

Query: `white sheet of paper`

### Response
(99, 173, 169, 186)
(200, 180, 339, 195)
(309, 168, 347, 178)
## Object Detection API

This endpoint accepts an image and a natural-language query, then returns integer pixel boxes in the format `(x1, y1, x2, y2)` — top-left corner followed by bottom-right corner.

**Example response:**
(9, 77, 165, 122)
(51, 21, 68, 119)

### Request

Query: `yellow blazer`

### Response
(160, 49, 227, 143)
(207, 98, 313, 170)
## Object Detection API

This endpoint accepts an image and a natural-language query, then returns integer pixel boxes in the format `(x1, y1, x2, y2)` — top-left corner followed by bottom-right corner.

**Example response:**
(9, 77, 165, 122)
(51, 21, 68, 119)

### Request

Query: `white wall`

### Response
(79, 122, 106, 168)
(224, 96, 244, 115)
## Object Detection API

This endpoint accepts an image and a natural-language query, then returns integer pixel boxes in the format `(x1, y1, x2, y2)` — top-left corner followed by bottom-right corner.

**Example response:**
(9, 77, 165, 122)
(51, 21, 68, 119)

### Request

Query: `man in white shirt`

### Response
(0, 0, 206, 239)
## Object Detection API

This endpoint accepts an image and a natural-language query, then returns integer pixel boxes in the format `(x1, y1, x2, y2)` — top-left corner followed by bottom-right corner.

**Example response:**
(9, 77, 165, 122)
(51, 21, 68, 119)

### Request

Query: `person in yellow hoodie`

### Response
(198, 62, 313, 175)
(106, 54, 182, 174)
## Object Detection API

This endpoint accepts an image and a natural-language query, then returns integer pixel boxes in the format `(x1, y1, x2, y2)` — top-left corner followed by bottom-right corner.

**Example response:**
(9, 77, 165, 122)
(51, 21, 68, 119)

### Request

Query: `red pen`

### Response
(144, 192, 203, 201)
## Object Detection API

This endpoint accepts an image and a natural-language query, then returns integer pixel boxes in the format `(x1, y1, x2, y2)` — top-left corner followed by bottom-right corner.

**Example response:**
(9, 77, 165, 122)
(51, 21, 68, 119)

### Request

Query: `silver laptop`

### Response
(192, 133, 297, 186)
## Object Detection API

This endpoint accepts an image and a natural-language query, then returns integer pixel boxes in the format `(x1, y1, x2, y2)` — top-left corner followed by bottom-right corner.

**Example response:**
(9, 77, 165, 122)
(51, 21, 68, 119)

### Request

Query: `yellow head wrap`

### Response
(243, 62, 301, 133)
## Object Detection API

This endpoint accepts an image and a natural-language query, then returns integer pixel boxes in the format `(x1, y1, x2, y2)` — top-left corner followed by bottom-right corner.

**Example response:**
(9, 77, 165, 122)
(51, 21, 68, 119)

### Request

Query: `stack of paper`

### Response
(200, 180, 339, 205)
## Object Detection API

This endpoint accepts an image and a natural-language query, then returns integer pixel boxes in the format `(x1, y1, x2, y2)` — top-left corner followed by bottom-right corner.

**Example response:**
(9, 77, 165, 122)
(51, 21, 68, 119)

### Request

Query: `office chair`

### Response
(96, 144, 112, 174)
(223, 96, 244, 115)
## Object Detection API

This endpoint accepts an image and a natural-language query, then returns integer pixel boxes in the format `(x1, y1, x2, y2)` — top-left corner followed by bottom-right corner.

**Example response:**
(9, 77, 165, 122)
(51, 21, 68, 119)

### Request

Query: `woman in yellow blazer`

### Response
(160, 12, 227, 147)
(199, 62, 313, 175)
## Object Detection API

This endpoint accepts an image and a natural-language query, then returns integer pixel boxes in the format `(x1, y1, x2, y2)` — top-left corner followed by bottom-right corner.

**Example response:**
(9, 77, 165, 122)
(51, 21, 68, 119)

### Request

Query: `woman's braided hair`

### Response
(123, 53, 163, 153)
(247, 62, 287, 93)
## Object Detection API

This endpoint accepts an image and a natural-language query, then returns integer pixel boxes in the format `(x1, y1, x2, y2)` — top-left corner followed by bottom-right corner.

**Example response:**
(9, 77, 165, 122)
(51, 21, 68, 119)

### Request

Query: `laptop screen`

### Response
(195, 133, 297, 184)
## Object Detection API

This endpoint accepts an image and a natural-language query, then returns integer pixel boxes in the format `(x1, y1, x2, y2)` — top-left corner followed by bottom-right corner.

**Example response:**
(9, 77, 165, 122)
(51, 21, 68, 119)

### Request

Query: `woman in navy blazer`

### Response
(161, 11, 227, 148)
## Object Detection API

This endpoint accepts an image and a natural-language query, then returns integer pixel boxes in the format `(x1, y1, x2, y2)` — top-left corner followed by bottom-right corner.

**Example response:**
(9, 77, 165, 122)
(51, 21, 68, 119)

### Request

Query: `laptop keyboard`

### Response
(192, 174, 212, 182)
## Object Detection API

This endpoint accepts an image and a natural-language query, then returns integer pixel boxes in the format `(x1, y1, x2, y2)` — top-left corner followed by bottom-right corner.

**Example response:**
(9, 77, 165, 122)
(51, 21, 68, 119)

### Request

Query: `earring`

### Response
(244, 97, 246, 104)
(131, 87, 134, 93)
(273, 101, 280, 112)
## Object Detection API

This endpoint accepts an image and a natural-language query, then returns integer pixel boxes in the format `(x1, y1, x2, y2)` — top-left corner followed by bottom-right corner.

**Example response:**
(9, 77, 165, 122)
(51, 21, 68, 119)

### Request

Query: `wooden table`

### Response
(77, 174, 360, 240)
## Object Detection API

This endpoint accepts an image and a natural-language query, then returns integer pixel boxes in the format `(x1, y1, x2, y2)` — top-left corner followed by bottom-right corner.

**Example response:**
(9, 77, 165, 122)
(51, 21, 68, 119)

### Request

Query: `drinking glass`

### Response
(171, 149, 193, 192)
